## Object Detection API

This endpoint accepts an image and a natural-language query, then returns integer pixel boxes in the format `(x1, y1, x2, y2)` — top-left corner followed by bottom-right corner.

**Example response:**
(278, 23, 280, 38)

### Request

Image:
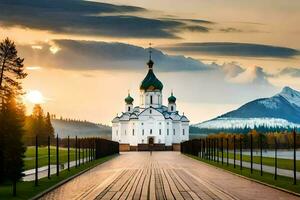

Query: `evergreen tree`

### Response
(31, 104, 47, 145)
(45, 112, 55, 140)
(0, 91, 26, 195)
(0, 38, 27, 102)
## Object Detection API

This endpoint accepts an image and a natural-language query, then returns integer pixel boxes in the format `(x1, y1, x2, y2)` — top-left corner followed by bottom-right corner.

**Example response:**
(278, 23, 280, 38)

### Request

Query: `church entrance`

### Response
(148, 137, 154, 145)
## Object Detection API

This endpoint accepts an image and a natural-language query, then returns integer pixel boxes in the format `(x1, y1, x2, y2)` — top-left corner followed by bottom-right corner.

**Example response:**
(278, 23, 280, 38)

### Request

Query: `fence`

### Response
(15, 136, 118, 196)
(181, 130, 298, 185)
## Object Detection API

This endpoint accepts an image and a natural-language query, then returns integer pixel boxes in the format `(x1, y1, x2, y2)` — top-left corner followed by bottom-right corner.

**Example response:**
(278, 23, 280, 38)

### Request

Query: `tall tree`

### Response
(0, 91, 26, 195)
(0, 38, 27, 104)
(45, 112, 55, 140)
(0, 38, 26, 195)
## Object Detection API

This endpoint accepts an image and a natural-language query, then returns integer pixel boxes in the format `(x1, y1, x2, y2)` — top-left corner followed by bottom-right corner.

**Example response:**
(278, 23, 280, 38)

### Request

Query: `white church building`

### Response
(112, 57, 189, 151)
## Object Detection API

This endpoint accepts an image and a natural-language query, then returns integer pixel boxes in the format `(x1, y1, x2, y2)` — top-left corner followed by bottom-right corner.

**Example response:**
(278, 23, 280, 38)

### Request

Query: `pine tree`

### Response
(31, 104, 47, 145)
(0, 38, 27, 103)
(45, 112, 55, 140)
(0, 91, 26, 195)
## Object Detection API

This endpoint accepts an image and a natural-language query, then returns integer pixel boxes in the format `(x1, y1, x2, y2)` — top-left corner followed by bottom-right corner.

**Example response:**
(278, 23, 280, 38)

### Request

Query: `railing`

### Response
(181, 130, 298, 185)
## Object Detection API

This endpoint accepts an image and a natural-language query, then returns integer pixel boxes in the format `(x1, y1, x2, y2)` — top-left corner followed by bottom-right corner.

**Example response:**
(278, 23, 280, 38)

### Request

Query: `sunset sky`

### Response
(1, 0, 300, 125)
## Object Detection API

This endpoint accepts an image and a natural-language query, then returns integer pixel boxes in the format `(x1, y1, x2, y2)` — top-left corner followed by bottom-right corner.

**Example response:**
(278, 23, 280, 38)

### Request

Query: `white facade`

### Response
(112, 59, 189, 146)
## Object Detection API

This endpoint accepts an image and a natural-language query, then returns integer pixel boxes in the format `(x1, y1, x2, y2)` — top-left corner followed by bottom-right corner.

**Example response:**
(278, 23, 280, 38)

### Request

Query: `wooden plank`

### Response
(154, 167, 166, 200)
(149, 165, 156, 200)
(159, 168, 175, 200)
(168, 169, 193, 200)
(140, 167, 151, 200)
(128, 168, 146, 200)
(176, 170, 216, 200)
(133, 168, 148, 200)
(118, 169, 143, 200)
(163, 168, 184, 200)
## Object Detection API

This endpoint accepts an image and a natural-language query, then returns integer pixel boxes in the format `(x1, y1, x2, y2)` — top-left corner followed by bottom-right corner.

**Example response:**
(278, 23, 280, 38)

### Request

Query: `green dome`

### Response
(140, 60, 163, 91)
(125, 94, 134, 104)
(168, 92, 176, 103)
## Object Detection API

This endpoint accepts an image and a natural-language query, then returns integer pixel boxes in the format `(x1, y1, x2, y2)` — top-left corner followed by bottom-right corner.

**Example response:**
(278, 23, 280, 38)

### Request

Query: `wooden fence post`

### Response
(226, 137, 229, 166)
(35, 135, 38, 186)
(240, 136, 243, 170)
(293, 129, 297, 185)
(48, 136, 50, 179)
(234, 135, 236, 168)
(250, 134, 253, 174)
(75, 136, 77, 167)
(68, 136, 70, 171)
(56, 135, 59, 176)
(274, 137, 277, 180)
(260, 133, 263, 176)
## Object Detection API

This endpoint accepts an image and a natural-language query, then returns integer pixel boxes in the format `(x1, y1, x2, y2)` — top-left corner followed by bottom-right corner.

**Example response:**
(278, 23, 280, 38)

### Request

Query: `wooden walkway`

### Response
(40, 152, 300, 200)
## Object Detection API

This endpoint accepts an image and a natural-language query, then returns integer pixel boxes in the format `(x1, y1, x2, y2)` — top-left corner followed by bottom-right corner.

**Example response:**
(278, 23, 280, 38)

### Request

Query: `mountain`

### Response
(51, 119, 111, 139)
(194, 86, 300, 132)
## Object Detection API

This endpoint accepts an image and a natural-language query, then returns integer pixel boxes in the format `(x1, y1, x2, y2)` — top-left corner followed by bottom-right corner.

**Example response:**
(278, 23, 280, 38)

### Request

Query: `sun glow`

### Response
(25, 90, 45, 104)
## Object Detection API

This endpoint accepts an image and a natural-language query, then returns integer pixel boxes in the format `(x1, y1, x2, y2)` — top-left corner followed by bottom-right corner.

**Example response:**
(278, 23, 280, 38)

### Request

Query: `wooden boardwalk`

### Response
(40, 152, 300, 200)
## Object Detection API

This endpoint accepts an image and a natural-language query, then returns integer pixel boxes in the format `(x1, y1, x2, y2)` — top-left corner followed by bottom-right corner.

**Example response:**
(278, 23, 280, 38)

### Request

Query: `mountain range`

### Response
(194, 86, 300, 132)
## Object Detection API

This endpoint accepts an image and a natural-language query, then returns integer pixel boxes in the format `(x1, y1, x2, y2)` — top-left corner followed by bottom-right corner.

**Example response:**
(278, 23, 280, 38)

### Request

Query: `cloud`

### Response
(0, 0, 212, 38)
(18, 39, 218, 72)
(219, 28, 243, 33)
(228, 66, 271, 86)
(161, 42, 300, 58)
(279, 67, 300, 77)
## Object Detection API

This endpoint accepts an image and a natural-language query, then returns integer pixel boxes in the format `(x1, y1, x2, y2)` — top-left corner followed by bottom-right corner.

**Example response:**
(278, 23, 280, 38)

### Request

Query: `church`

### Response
(112, 57, 189, 151)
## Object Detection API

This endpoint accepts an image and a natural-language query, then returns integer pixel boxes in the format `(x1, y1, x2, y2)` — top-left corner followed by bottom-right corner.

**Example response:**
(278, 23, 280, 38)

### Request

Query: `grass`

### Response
(0, 155, 116, 200)
(185, 154, 300, 195)
(217, 151, 300, 171)
(24, 146, 88, 170)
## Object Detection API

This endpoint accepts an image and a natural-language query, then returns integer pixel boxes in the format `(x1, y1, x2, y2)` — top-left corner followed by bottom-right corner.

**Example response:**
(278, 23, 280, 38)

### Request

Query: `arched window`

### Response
(182, 129, 185, 135)
(171, 106, 174, 111)
(128, 107, 131, 112)
(132, 129, 135, 136)
(142, 129, 144, 135)
(173, 129, 175, 135)
(150, 95, 153, 104)
(167, 129, 169, 135)
(150, 129, 152, 134)
(159, 129, 161, 135)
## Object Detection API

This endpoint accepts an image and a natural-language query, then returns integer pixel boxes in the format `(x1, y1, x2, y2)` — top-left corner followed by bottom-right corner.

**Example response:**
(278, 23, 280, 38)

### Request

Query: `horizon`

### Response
(1, 0, 300, 125)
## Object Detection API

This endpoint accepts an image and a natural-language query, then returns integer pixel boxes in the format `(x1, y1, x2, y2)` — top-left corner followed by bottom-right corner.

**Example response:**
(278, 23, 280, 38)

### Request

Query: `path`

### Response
(40, 152, 300, 200)
(218, 157, 300, 179)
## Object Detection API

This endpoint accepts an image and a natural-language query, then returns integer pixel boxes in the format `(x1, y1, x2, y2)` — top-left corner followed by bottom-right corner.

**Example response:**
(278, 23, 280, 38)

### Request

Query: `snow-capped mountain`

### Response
(195, 86, 300, 130)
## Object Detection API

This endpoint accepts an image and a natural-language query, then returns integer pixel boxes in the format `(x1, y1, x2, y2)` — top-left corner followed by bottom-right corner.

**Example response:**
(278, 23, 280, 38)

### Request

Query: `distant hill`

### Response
(51, 119, 111, 139)
(194, 86, 300, 134)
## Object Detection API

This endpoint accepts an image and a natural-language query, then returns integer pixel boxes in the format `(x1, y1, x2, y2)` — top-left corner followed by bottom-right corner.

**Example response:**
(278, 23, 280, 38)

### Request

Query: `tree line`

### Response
(0, 38, 54, 195)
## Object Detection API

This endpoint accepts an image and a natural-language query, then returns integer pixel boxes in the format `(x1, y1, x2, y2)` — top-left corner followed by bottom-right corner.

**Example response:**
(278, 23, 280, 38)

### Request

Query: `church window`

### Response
(132, 129, 135, 136)
(167, 122, 169, 125)
(142, 129, 144, 135)
(128, 107, 130, 112)
(159, 129, 161, 135)
(150, 129, 152, 134)
(183, 129, 185, 135)
(171, 106, 174, 111)
(167, 129, 169, 135)
(142, 139, 144, 143)
(150, 95, 153, 104)
(173, 129, 175, 135)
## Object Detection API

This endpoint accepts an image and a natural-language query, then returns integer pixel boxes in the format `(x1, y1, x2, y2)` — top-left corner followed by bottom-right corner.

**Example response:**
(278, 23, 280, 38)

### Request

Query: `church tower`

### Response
(168, 91, 176, 112)
(139, 50, 163, 108)
(125, 93, 134, 112)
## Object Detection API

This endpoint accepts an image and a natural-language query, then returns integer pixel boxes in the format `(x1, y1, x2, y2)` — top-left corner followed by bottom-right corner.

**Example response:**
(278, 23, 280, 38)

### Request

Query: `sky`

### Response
(1, 0, 300, 125)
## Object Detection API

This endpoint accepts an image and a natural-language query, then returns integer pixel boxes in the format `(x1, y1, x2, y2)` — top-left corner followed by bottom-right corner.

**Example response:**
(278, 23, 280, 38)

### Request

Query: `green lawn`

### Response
(24, 146, 89, 170)
(186, 154, 300, 195)
(216, 151, 300, 171)
(0, 155, 116, 200)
